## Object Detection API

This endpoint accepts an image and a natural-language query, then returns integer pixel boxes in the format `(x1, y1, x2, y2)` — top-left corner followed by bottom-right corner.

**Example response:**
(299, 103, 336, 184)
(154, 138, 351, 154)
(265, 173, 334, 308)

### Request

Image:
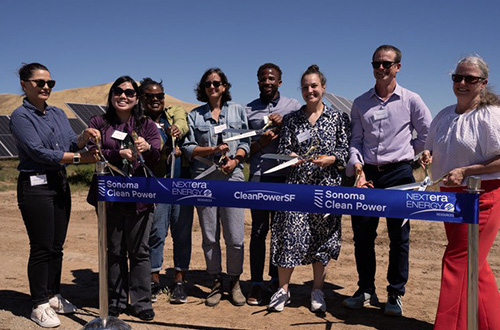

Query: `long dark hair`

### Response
(195, 68, 232, 104)
(104, 76, 145, 127)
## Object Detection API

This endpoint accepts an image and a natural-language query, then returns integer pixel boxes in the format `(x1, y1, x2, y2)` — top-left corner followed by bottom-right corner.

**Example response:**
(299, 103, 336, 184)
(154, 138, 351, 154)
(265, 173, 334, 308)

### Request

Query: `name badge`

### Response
(263, 115, 269, 125)
(30, 174, 47, 186)
(297, 130, 311, 143)
(155, 123, 163, 129)
(111, 130, 127, 140)
(373, 110, 389, 121)
(214, 124, 227, 135)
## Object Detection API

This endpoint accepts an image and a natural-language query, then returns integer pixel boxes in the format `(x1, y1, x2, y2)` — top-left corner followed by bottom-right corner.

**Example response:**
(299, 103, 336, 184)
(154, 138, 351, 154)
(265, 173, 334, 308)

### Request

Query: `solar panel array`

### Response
(66, 103, 105, 126)
(0, 103, 106, 159)
(323, 92, 353, 117)
(69, 118, 88, 135)
(0, 115, 17, 158)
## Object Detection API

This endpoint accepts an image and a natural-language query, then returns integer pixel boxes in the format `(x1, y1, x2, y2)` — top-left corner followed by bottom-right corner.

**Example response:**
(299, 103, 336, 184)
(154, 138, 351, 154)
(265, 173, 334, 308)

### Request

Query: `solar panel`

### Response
(0, 115, 10, 134)
(0, 134, 17, 157)
(323, 92, 352, 117)
(0, 142, 12, 157)
(66, 103, 105, 126)
(69, 118, 87, 135)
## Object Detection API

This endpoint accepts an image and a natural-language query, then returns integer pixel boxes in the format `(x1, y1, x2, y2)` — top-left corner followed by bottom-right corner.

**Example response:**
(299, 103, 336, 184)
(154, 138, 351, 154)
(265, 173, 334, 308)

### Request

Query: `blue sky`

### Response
(1, 0, 499, 117)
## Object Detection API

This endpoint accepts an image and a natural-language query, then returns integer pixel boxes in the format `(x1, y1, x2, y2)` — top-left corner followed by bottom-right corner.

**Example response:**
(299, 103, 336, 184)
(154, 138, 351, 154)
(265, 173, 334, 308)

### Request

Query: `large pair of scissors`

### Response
(387, 165, 447, 226)
(261, 139, 324, 175)
(193, 154, 229, 179)
(222, 122, 274, 143)
(94, 136, 127, 177)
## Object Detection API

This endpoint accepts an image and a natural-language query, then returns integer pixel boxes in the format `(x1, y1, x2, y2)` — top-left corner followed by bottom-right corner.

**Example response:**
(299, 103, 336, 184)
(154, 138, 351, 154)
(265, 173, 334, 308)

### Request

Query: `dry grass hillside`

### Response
(0, 83, 198, 118)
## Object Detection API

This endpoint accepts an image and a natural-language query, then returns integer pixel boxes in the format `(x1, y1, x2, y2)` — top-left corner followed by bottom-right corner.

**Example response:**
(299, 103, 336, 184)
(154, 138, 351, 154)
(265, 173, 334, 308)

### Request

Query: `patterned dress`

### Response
(271, 105, 350, 267)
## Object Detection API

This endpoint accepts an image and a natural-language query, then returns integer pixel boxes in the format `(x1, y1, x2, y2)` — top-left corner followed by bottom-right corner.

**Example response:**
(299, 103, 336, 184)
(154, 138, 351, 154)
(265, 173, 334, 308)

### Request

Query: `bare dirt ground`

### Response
(0, 189, 499, 330)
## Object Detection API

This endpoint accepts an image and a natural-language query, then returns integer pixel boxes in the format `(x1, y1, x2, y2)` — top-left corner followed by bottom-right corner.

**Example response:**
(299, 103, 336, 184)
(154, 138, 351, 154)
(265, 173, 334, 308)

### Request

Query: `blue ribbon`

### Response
(97, 176, 479, 224)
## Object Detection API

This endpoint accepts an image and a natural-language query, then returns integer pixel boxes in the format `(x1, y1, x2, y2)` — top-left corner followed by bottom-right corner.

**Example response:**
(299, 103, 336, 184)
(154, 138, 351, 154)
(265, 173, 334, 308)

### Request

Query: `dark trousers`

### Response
(17, 171, 71, 306)
(107, 204, 153, 313)
(351, 162, 413, 296)
(249, 175, 281, 282)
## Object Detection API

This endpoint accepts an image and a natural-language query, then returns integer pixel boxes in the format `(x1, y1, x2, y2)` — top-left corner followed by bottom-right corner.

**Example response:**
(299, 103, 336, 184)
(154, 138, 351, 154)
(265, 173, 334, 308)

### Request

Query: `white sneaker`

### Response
(48, 294, 77, 314)
(31, 303, 61, 328)
(267, 288, 291, 312)
(310, 289, 326, 313)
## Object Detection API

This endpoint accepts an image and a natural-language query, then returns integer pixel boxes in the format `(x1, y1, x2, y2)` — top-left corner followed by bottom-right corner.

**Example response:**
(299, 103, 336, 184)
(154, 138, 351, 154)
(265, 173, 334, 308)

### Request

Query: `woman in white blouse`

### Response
(421, 55, 500, 330)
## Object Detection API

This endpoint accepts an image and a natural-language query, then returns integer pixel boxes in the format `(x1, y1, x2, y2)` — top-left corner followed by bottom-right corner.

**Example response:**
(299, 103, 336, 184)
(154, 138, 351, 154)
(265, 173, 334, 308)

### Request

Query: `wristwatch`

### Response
(73, 152, 81, 164)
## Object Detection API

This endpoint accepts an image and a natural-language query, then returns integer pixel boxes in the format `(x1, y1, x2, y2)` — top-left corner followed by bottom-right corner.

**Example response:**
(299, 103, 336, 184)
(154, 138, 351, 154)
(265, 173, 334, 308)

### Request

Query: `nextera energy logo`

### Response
(234, 190, 296, 202)
(406, 192, 455, 217)
(172, 181, 214, 202)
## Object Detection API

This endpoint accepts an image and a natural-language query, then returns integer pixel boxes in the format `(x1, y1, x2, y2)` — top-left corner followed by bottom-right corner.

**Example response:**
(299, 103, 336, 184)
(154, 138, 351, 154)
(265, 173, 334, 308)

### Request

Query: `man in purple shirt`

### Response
(245, 63, 301, 305)
(343, 45, 432, 316)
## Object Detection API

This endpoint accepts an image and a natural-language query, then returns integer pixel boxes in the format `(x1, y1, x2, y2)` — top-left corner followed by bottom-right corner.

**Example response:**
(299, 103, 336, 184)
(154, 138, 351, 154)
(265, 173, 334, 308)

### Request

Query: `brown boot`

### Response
(205, 275, 222, 307)
(230, 276, 245, 306)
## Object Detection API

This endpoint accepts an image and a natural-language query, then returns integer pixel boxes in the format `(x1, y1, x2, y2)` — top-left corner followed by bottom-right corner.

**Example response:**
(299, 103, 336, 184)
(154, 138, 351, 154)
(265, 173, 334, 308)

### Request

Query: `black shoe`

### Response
(247, 284, 263, 305)
(108, 306, 122, 317)
(171, 282, 187, 304)
(151, 281, 160, 303)
(132, 308, 155, 321)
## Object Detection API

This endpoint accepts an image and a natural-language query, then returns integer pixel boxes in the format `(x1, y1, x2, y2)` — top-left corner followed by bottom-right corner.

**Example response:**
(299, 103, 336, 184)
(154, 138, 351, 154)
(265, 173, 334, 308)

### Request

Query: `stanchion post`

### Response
(466, 176, 481, 330)
(82, 162, 131, 330)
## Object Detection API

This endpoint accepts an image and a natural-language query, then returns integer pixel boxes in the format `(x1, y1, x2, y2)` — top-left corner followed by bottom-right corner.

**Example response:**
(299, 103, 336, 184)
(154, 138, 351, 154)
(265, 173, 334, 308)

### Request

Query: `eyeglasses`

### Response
(24, 79, 56, 88)
(371, 61, 398, 69)
(451, 74, 485, 84)
(203, 81, 222, 88)
(113, 87, 136, 97)
(144, 92, 165, 101)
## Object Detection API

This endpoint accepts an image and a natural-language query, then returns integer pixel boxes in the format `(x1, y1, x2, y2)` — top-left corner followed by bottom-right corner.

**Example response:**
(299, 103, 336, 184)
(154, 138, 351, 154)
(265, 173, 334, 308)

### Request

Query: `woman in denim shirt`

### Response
(10, 62, 100, 328)
(182, 68, 249, 307)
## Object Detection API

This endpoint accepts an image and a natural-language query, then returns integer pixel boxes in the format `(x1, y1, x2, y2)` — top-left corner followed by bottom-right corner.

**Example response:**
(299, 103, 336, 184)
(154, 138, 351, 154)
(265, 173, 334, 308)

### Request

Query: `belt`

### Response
(364, 160, 411, 172)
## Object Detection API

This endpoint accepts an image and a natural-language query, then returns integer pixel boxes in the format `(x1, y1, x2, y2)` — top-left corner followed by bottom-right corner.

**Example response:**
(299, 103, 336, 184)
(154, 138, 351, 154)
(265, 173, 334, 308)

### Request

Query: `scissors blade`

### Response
(170, 138, 176, 179)
(106, 162, 127, 177)
(223, 130, 258, 142)
(263, 157, 299, 175)
(194, 165, 217, 179)
(260, 154, 296, 161)
(194, 156, 217, 167)
(387, 181, 424, 191)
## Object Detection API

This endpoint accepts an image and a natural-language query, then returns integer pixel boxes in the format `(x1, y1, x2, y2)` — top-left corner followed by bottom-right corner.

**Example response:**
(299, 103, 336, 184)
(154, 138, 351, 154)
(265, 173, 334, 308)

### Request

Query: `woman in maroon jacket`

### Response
(88, 76, 160, 321)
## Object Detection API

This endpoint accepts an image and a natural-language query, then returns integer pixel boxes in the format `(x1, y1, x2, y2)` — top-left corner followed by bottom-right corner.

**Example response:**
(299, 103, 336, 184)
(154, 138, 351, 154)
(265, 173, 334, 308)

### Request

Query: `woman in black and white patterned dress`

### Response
(268, 65, 350, 313)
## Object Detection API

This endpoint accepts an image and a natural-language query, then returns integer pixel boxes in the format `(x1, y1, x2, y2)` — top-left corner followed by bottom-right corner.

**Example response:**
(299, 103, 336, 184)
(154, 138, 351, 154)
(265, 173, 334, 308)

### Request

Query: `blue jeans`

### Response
(351, 161, 413, 296)
(149, 202, 193, 272)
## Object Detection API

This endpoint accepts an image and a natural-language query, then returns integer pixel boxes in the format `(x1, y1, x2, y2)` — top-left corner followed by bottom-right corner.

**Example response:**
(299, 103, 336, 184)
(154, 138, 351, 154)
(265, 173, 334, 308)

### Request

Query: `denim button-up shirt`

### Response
(10, 98, 79, 172)
(182, 102, 250, 176)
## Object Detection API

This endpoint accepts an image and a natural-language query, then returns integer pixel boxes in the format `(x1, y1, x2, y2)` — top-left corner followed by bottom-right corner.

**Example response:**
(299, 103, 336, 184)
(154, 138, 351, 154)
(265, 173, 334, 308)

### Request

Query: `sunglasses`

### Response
(371, 61, 398, 69)
(203, 80, 222, 88)
(451, 74, 485, 84)
(144, 92, 165, 101)
(113, 87, 136, 97)
(24, 79, 56, 88)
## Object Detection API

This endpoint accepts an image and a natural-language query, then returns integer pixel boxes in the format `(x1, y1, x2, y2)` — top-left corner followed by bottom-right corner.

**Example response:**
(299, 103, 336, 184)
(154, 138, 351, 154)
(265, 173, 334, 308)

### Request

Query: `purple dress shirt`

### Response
(347, 84, 432, 177)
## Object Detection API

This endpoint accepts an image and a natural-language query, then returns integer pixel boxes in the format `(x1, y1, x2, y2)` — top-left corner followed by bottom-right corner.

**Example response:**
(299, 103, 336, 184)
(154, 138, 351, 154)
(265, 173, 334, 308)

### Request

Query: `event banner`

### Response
(97, 176, 479, 224)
